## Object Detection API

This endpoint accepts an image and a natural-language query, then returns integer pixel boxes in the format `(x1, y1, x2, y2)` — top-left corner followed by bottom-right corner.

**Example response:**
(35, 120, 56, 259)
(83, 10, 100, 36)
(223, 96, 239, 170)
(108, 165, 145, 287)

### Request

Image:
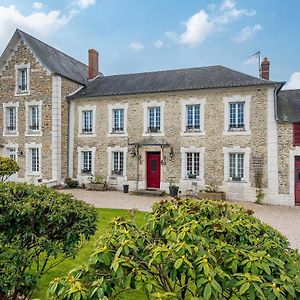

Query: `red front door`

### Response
(147, 152, 161, 188)
(295, 157, 300, 205)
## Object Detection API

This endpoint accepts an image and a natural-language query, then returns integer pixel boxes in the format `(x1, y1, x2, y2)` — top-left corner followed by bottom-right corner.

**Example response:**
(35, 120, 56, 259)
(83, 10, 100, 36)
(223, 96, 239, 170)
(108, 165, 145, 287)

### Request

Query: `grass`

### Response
(33, 208, 147, 299)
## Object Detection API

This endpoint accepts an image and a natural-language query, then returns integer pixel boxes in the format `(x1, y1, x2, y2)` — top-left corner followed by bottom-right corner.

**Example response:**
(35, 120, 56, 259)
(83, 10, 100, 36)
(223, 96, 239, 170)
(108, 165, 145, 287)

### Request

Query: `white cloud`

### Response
(153, 40, 163, 48)
(129, 41, 144, 51)
(283, 72, 300, 90)
(220, 0, 235, 11)
(0, 5, 78, 50)
(32, 2, 44, 11)
(233, 24, 262, 42)
(216, 8, 256, 24)
(75, 0, 96, 9)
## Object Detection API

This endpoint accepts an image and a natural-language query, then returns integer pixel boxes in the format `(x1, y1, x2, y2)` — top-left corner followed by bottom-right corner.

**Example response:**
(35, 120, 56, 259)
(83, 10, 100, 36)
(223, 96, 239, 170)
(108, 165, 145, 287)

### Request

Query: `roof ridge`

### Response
(17, 29, 87, 68)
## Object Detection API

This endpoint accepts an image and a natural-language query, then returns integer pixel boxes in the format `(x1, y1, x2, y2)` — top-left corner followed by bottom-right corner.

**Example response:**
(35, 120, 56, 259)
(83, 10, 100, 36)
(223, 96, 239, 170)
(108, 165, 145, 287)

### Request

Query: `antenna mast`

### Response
(248, 51, 261, 77)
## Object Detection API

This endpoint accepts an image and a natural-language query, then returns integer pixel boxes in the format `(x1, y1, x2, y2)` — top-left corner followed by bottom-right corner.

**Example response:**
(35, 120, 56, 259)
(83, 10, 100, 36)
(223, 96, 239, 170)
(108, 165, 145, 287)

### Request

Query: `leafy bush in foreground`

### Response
(0, 182, 97, 299)
(49, 199, 300, 300)
(0, 156, 20, 181)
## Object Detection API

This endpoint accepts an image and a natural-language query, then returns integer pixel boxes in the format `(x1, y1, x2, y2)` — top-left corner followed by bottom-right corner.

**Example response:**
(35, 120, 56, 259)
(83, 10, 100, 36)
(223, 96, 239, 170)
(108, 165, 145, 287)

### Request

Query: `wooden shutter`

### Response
(293, 123, 300, 146)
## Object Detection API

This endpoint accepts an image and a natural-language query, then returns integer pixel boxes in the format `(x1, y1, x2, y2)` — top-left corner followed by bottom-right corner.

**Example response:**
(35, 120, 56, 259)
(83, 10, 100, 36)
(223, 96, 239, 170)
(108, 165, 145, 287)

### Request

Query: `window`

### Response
(31, 148, 40, 173)
(229, 102, 245, 130)
(17, 68, 28, 93)
(229, 153, 244, 181)
(186, 104, 200, 131)
(113, 109, 124, 132)
(29, 105, 40, 131)
(7, 148, 17, 161)
(147, 107, 160, 132)
(6, 107, 17, 131)
(82, 151, 92, 173)
(293, 123, 300, 146)
(112, 152, 124, 175)
(82, 110, 93, 133)
(186, 152, 200, 178)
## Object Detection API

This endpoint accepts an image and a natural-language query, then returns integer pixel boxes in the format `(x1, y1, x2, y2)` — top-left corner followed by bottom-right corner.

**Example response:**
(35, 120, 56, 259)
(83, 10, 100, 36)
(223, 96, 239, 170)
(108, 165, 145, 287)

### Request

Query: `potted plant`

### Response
(86, 175, 108, 191)
(187, 173, 197, 179)
(169, 180, 179, 197)
(197, 183, 226, 200)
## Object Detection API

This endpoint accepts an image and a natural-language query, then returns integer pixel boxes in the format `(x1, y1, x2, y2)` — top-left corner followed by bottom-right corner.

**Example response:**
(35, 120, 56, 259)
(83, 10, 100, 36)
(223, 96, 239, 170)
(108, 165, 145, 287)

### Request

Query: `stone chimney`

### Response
(260, 57, 270, 80)
(88, 49, 99, 80)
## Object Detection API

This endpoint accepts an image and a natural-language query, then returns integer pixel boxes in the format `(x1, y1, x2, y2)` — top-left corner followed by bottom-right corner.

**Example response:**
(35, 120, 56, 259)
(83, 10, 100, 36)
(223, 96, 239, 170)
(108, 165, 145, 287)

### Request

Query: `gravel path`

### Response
(62, 189, 300, 251)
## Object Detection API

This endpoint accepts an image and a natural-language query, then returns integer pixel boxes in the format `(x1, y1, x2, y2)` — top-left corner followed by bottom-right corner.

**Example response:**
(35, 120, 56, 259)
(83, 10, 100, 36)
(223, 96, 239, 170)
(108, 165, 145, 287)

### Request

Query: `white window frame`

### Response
(77, 146, 96, 176)
(78, 105, 96, 137)
(3, 102, 19, 136)
(108, 103, 128, 137)
(181, 98, 206, 136)
(25, 143, 42, 177)
(4, 144, 18, 162)
(223, 146, 251, 183)
(15, 63, 30, 96)
(25, 100, 42, 136)
(143, 101, 165, 136)
(107, 146, 128, 178)
(180, 146, 205, 181)
(223, 95, 251, 135)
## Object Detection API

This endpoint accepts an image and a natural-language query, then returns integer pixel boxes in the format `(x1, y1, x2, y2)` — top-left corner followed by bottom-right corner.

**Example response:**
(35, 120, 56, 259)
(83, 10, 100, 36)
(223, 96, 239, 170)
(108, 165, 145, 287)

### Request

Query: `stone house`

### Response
(1, 29, 300, 206)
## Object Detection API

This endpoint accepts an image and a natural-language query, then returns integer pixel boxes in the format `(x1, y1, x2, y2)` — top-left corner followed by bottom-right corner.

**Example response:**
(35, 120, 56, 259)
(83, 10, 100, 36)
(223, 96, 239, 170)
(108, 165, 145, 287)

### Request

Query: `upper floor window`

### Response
(229, 102, 245, 130)
(82, 151, 92, 174)
(293, 123, 300, 146)
(229, 153, 244, 181)
(147, 107, 160, 132)
(113, 109, 124, 133)
(112, 151, 124, 176)
(186, 104, 200, 131)
(30, 148, 40, 173)
(29, 105, 40, 131)
(82, 110, 93, 133)
(15, 64, 30, 96)
(186, 152, 200, 178)
(6, 107, 17, 131)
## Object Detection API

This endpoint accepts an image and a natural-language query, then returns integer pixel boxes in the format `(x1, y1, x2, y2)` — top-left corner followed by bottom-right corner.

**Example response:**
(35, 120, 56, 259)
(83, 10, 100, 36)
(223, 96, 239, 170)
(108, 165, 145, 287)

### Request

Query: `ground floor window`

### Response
(7, 148, 17, 161)
(81, 151, 92, 174)
(30, 148, 40, 173)
(186, 152, 200, 177)
(229, 153, 244, 181)
(112, 151, 124, 175)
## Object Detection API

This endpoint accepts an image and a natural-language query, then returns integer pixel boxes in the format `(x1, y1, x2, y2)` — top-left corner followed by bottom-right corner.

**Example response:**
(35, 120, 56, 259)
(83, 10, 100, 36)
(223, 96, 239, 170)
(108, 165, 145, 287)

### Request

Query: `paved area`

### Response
(61, 189, 300, 251)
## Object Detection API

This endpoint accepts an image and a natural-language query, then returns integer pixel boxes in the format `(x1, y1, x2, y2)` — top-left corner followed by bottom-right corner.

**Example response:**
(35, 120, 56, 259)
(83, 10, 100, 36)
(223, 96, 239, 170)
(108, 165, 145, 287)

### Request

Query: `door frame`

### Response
(146, 151, 161, 189)
(294, 156, 300, 205)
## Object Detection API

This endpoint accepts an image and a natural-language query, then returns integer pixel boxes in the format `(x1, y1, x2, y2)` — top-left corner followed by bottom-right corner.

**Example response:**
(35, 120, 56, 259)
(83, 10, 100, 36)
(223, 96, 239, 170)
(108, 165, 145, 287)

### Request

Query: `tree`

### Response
(0, 182, 97, 300)
(0, 156, 20, 181)
(49, 199, 300, 300)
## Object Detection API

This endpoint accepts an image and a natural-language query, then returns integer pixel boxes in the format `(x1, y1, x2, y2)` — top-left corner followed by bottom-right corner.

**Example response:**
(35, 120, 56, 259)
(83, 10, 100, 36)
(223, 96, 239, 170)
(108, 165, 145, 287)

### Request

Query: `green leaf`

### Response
(203, 283, 212, 300)
(239, 282, 250, 295)
(174, 258, 183, 269)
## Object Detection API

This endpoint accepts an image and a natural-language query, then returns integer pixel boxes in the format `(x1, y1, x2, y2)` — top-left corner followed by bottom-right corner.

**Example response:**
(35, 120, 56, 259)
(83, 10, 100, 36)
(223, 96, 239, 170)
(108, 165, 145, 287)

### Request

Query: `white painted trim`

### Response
(3, 143, 19, 161)
(107, 146, 128, 179)
(289, 148, 300, 205)
(51, 75, 62, 182)
(14, 63, 30, 96)
(107, 103, 128, 137)
(77, 105, 97, 137)
(68, 101, 75, 178)
(25, 100, 43, 136)
(3, 102, 19, 137)
(180, 146, 205, 182)
(223, 95, 251, 135)
(143, 101, 165, 136)
(180, 98, 206, 136)
(223, 146, 251, 182)
(77, 146, 96, 177)
(25, 142, 42, 178)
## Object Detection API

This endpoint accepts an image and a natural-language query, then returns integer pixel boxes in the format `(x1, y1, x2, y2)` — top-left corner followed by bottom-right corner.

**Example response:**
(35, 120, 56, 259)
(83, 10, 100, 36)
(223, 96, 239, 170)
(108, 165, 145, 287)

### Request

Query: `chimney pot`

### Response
(88, 49, 99, 80)
(260, 57, 270, 80)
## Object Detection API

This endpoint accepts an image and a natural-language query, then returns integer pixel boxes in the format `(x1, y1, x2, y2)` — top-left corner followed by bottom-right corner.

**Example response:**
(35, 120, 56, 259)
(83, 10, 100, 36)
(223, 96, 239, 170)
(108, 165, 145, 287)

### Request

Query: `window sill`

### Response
(108, 132, 128, 138)
(181, 130, 205, 136)
(223, 130, 251, 136)
(15, 91, 30, 96)
(227, 179, 247, 183)
(78, 133, 96, 138)
(25, 131, 42, 137)
(3, 131, 19, 137)
(184, 177, 201, 181)
(143, 132, 164, 137)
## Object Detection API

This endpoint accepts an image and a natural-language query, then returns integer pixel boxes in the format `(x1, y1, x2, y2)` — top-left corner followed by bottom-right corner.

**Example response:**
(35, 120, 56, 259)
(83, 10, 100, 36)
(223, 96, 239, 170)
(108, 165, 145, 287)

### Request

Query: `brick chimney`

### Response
(88, 49, 99, 80)
(260, 57, 270, 80)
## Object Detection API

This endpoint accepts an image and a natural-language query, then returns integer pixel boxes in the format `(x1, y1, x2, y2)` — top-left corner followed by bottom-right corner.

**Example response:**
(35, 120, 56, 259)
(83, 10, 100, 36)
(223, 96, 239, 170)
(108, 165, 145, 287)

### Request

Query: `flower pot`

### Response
(169, 186, 179, 197)
(197, 191, 226, 200)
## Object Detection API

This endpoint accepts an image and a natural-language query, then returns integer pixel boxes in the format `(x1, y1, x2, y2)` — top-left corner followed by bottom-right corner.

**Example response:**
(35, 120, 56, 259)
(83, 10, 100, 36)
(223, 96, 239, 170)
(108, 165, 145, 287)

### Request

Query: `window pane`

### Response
(82, 151, 92, 172)
(229, 102, 244, 128)
(112, 151, 124, 175)
(31, 148, 39, 172)
(113, 109, 124, 131)
(30, 106, 39, 130)
(83, 110, 93, 132)
(148, 107, 160, 131)
(7, 107, 16, 130)
(229, 153, 236, 178)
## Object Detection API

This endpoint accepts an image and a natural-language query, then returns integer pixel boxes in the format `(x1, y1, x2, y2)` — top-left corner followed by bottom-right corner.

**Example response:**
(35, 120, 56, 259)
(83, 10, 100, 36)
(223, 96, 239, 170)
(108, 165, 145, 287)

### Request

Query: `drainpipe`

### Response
(136, 146, 139, 190)
(66, 98, 70, 177)
(274, 82, 285, 121)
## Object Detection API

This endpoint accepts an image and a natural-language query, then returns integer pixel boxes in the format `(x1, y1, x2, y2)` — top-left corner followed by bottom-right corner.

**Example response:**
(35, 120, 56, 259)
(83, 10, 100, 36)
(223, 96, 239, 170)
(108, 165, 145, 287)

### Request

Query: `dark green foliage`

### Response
(48, 199, 300, 299)
(0, 182, 97, 299)
(0, 156, 20, 181)
(64, 177, 79, 188)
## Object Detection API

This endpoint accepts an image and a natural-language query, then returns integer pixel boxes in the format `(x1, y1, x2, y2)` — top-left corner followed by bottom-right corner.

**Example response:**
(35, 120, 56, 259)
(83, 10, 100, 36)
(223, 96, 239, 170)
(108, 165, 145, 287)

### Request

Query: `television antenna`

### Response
(247, 51, 261, 78)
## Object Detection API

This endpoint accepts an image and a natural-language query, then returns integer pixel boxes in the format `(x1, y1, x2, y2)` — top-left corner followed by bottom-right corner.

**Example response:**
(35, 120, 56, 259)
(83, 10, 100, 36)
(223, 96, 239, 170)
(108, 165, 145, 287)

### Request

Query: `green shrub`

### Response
(0, 156, 20, 181)
(48, 198, 300, 299)
(0, 182, 97, 299)
(64, 177, 79, 188)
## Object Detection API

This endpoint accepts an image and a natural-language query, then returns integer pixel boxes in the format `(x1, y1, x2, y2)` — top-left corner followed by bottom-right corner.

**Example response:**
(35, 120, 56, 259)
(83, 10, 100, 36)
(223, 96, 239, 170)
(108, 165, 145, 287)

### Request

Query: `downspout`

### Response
(136, 146, 139, 190)
(66, 97, 70, 177)
(274, 82, 285, 121)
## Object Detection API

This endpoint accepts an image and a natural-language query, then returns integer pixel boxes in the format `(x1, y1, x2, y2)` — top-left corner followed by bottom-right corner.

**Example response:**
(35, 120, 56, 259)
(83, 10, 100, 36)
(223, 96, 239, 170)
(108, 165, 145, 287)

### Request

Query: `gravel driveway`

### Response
(62, 189, 300, 251)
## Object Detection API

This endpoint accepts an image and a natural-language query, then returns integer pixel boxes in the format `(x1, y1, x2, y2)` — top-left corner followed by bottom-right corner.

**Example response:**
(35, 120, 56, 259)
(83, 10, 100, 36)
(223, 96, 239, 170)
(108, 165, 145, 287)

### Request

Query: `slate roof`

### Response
(277, 89, 300, 122)
(71, 65, 282, 98)
(17, 29, 89, 85)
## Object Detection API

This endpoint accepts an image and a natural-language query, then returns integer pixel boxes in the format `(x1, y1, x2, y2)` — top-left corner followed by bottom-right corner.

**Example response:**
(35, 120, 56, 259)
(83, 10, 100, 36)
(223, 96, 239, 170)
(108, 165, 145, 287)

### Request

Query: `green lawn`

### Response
(33, 208, 147, 299)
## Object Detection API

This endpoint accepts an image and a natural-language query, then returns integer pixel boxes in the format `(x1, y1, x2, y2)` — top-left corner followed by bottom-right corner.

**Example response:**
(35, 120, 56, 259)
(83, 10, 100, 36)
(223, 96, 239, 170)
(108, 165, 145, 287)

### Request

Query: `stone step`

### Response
(131, 188, 167, 197)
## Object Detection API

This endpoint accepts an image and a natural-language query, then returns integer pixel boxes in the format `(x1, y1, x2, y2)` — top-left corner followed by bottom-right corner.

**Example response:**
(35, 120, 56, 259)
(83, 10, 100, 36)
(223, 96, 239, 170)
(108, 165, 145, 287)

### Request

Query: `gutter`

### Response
(274, 82, 285, 121)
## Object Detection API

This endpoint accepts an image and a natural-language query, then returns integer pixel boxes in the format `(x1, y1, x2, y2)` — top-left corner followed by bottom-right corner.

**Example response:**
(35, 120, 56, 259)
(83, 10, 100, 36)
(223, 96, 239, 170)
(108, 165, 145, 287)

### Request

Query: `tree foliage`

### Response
(0, 156, 20, 181)
(0, 182, 97, 299)
(48, 198, 300, 300)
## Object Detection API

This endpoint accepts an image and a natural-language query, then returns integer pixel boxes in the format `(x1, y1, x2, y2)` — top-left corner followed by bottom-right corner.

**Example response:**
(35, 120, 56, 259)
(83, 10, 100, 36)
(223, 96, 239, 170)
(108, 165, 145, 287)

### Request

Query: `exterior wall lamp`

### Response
(170, 147, 174, 159)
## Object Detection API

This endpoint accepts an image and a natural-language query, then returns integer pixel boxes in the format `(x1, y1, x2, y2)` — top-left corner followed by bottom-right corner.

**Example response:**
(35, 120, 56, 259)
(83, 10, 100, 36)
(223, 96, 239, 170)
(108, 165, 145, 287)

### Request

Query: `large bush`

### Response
(0, 182, 97, 299)
(49, 198, 300, 300)
(0, 156, 20, 181)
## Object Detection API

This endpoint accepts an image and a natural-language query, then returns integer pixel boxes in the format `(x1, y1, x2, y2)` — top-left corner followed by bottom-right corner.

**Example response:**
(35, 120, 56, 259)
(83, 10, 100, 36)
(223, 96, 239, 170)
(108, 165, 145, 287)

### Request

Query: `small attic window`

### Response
(15, 63, 30, 96)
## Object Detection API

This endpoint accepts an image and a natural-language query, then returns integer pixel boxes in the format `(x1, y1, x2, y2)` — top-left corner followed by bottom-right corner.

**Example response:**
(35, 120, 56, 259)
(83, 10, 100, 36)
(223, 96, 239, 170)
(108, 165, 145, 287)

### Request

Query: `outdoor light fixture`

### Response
(170, 147, 174, 159)
(130, 148, 136, 157)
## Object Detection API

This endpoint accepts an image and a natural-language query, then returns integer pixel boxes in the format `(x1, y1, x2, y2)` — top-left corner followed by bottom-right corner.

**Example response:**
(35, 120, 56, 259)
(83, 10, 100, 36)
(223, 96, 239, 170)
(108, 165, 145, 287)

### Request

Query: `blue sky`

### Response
(0, 0, 299, 88)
